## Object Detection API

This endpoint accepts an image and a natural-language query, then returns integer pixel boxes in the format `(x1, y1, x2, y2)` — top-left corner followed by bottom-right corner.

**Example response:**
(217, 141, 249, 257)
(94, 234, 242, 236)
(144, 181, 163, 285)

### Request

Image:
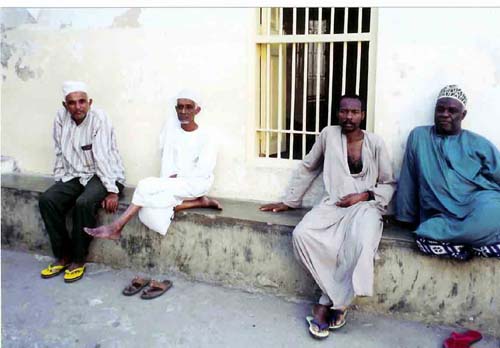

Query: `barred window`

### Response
(256, 8, 377, 160)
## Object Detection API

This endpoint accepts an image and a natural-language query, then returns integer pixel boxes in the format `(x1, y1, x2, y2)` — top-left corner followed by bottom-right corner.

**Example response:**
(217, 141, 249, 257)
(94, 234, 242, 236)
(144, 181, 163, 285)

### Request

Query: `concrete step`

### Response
(2, 249, 499, 348)
(1, 173, 499, 336)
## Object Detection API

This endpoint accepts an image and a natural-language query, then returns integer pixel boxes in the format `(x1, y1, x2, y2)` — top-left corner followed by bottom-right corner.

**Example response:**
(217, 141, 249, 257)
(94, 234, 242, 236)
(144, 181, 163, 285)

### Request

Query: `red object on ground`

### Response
(443, 330, 483, 348)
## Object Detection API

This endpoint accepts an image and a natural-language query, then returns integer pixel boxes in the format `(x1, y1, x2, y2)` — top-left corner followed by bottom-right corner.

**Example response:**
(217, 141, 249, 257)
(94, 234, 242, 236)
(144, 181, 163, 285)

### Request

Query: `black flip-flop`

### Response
(122, 277, 151, 296)
(140, 280, 173, 300)
(329, 309, 348, 329)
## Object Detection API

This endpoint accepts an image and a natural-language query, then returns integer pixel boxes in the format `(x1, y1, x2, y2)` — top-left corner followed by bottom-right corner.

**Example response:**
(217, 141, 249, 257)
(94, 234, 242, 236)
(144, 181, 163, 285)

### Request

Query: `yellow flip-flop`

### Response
(40, 264, 68, 279)
(63, 266, 86, 283)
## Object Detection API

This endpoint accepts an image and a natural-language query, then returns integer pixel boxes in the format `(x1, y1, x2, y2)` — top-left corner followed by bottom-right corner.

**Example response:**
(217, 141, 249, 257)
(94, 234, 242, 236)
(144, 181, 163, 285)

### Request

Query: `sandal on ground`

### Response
(140, 280, 173, 300)
(306, 316, 330, 339)
(329, 308, 348, 330)
(443, 330, 483, 348)
(41, 264, 68, 279)
(122, 276, 151, 296)
(63, 266, 86, 283)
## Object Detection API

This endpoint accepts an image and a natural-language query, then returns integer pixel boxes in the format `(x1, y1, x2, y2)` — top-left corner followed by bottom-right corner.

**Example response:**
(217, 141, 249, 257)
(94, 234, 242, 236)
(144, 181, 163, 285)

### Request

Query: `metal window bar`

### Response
(289, 8, 297, 160)
(265, 8, 271, 158)
(356, 8, 362, 94)
(327, 7, 335, 127)
(341, 8, 348, 94)
(302, 8, 309, 158)
(277, 8, 283, 158)
(314, 8, 322, 134)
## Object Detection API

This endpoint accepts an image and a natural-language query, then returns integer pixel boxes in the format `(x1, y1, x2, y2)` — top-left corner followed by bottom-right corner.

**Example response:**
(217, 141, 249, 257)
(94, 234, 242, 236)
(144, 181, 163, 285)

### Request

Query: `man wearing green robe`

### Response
(396, 85, 500, 260)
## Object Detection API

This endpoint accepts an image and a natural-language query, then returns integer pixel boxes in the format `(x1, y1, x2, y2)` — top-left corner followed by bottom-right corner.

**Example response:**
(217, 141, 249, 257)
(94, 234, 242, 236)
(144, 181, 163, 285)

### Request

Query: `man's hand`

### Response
(259, 202, 291, 213)
(336, 192, 369, 208)
(102, 193, 119, 214)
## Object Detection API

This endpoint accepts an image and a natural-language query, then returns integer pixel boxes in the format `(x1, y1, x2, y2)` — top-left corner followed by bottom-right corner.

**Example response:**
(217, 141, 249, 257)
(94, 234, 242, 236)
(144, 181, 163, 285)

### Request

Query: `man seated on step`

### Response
(260, 94, 396, 339)
(39, 81, 126, 283)
(85, 89, 221, 240)
(395, 84, 500, 260)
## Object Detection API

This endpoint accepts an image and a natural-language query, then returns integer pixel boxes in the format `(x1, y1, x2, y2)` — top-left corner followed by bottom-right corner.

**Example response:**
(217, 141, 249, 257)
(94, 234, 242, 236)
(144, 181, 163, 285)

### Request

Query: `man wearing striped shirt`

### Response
(39, 81, 125, 283)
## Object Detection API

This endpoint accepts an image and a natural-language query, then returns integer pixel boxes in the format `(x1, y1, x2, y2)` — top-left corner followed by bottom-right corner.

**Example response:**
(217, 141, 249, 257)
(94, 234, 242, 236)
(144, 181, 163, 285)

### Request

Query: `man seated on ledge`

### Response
(260, 94, 396, 339)
(395, 84, 500, 260)
(84, 89, 221, 240)
(39, 81, 126, 283)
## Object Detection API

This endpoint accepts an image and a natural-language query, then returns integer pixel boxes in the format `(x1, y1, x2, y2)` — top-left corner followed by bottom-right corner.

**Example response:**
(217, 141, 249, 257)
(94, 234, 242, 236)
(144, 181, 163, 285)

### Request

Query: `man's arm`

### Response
(371, 135, 397, 208)
(478, 137, 500, 185)
(261, 129, 326, 212)
(53, 112, 65, 181)
(335, 191, 371, 207)
(92, 114, 121, 213)
(395, 131, 419, 224)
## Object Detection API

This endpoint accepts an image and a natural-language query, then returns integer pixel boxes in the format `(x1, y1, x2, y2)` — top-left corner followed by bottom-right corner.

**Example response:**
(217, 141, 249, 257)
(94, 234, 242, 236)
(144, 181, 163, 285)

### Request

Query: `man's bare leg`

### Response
(67, 261, 85, 271)
(174, 196, 222, 212)
(84, 204, 142, 240)
(54, 255, 71, 267)
(85, 196, 221, 239)
(311, 304, 330, 326)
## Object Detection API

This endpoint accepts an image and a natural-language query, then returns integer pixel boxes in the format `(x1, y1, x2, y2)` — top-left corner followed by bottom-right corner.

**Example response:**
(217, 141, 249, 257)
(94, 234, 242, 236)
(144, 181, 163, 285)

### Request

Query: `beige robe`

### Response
(285, 126, 395, 307)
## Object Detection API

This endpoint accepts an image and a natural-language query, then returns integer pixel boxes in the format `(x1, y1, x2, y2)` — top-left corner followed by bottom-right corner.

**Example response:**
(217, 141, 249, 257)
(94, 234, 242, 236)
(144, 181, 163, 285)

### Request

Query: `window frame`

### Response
(252, 7, 378, 164)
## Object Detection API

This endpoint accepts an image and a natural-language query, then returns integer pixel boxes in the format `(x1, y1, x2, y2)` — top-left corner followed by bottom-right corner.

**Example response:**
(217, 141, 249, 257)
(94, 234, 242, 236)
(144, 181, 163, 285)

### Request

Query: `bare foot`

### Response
(54, 256, 71, 267)
(312, 304, 330, 326)
(67, 262, 85, 271)
(199, 196, 223, 210)
(84, 223, 122, 240)
(330, 306, 347, 327)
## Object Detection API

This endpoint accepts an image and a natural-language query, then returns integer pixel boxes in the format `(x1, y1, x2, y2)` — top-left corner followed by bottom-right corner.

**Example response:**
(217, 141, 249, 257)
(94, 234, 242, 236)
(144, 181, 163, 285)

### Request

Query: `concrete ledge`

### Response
(1, 173, 498, 336)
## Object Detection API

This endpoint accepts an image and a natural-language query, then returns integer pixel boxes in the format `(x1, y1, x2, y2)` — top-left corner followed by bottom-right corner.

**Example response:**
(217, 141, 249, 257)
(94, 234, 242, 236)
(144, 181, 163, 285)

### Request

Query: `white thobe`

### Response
(132, 126, 216, 234)
(286, 126, 396, 307)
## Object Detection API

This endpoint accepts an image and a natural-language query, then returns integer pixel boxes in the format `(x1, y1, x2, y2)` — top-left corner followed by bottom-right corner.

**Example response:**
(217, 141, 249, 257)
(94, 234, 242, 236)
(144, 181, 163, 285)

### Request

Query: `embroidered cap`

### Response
(437, 84, 467, 109)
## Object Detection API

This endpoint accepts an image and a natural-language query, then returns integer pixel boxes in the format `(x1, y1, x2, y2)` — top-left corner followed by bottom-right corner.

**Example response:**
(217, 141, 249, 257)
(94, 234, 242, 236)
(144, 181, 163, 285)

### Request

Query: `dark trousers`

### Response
(39, 176, 116, 263)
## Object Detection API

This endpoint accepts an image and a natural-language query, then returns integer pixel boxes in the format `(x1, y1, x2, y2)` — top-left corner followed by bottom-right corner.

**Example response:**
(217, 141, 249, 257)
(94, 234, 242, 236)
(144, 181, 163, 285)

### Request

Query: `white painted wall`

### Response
(2, 8, 499, 205)
(374, 8, 500, 173)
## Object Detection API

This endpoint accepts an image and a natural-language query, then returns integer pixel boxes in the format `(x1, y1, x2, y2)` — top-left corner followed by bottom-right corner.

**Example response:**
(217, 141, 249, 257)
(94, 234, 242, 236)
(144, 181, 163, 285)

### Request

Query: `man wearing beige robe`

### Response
(260, 94, 395, 339)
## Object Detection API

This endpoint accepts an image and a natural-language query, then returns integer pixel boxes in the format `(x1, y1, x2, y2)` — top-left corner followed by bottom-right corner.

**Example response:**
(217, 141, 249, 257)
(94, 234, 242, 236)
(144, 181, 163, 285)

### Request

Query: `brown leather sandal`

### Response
(122, 276, 151, 296)
(140, 279, 173, 300)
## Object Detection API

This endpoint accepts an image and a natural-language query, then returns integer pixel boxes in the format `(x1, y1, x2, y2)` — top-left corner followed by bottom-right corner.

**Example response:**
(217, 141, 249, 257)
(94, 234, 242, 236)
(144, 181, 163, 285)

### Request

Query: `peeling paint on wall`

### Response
(15, 58, 35, 81)
(1, 41, 15, 68)
(59, 22, 72, 29)
(0, 8, 36, 30)
(111, 8, 141, 28)
(1, 156, 21, 173)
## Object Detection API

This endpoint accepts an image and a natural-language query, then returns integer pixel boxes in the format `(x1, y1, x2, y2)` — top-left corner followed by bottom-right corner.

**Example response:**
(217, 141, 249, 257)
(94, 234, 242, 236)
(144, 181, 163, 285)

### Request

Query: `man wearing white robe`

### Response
(85, 89, 221, 240)
(260, 94, 395, 339)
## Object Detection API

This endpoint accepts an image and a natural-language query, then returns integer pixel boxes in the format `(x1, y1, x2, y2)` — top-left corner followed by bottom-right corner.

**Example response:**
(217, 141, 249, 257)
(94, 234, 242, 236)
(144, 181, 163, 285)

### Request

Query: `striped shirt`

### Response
(53, 107, 125, 193)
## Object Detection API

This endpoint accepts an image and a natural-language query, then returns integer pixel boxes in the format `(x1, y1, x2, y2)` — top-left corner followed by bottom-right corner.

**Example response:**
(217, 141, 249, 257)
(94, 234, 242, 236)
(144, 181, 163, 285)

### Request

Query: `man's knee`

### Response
(350, 207, 382, 242)
(39, 190, 55, 211)
(136, 177, 157, 193)
(74, 196, 96, 211)
(292, 223, 309, 244)
(365, 206, 383, 222)
(358, 207, 382, 229)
